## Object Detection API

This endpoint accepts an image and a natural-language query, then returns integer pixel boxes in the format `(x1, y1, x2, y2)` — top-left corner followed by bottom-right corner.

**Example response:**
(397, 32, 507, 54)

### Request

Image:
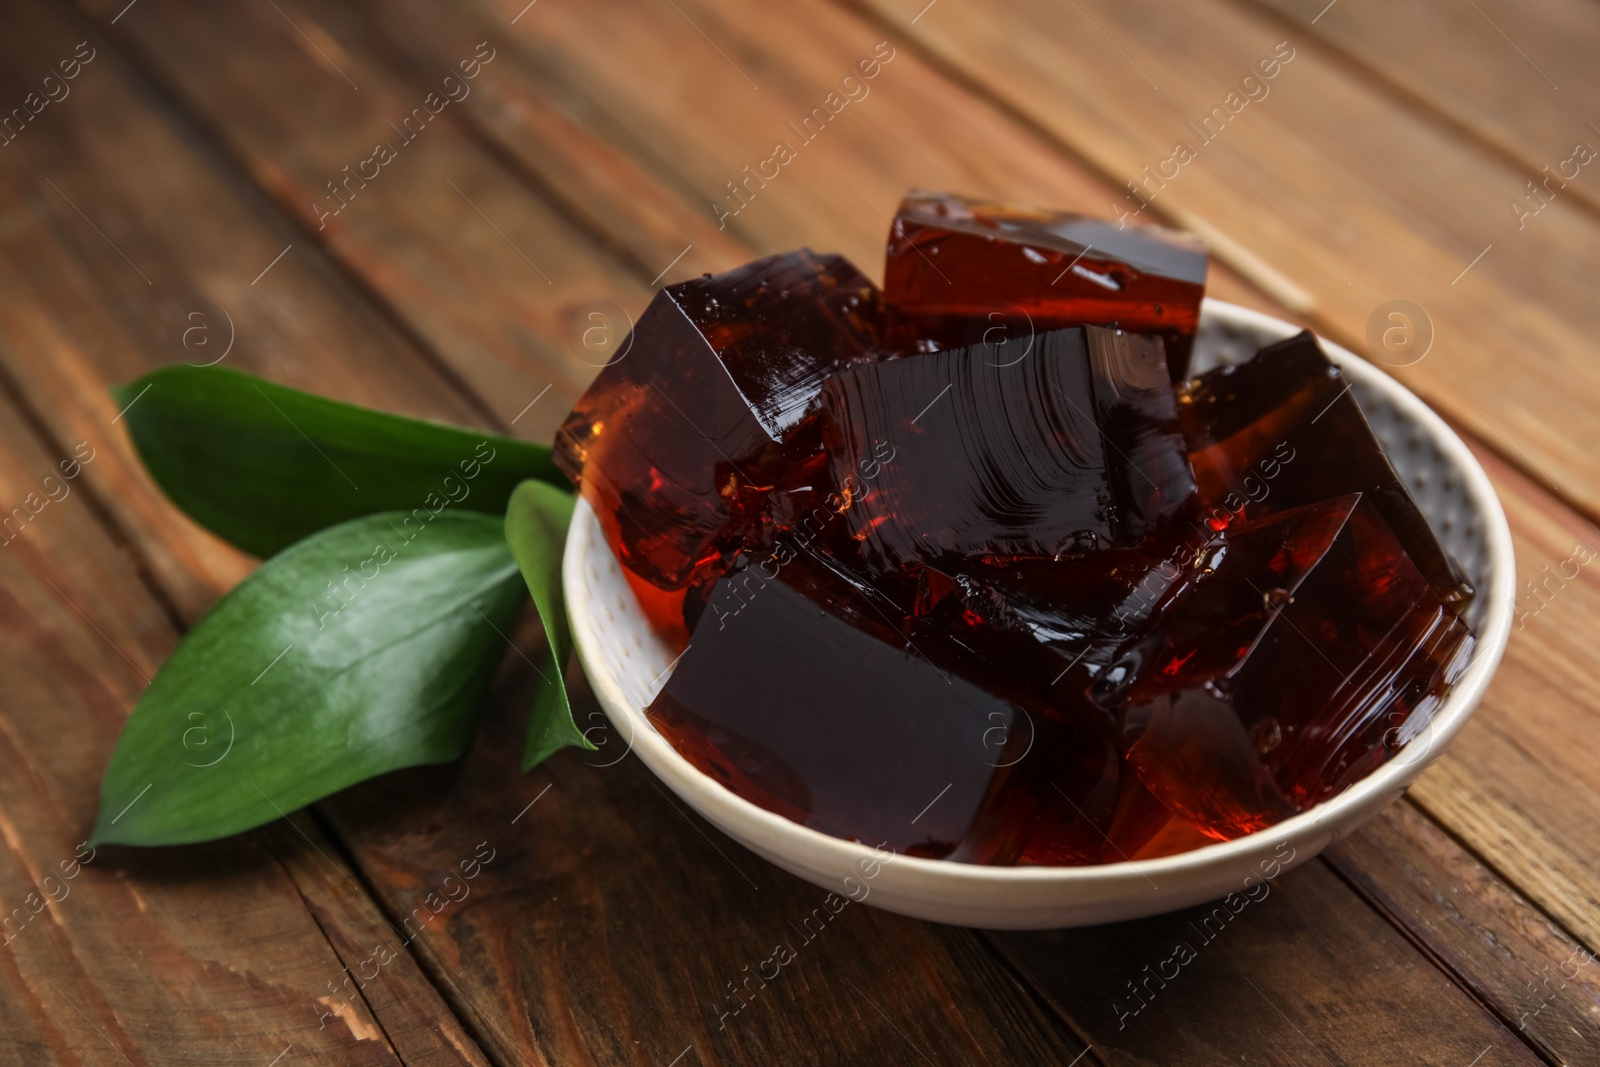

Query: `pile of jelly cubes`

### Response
(554, 191, 1474, 865)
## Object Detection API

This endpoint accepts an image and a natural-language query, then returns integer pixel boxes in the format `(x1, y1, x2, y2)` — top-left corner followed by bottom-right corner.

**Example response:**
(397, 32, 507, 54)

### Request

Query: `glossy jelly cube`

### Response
(1178, 330, 1468, 606)
(554, 250, 888, 589)
(649, 553, 1027, 858)
(819, 325, 1195, 573)
(1092, 494, 1474, 839)
(884, 190, 1208, 379)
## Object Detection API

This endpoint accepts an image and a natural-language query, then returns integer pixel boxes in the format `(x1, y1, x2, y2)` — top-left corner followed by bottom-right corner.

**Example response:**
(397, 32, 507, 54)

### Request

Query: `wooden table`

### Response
(2, 0, 1596, 1062)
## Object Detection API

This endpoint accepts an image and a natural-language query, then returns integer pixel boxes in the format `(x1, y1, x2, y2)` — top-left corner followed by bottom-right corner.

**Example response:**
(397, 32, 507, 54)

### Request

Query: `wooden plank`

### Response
(345, 0, 753, 289)
(0, 4, 501, 1063)
(0, 380, 406, 1065)
(986, 853, 1543, 1066)
(856, 0, 1600, 526)
(1325, 799, 1600, 1067)
(0, 0, 511, 622)
(259, 816, 496, 1066)
(76, 0, 651, 449)
(1243, 0, 1600, 220)
(1409, 442, 1600, 957)
(424, 0, 1129, 274)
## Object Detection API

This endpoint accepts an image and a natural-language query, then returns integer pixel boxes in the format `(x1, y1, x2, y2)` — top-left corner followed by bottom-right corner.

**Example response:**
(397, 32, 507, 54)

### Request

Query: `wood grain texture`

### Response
(0, 0, 510, 620)
(77, 0, 651, 449)
(857, 0, 1600, 526)
(1409, 442, 1600, 959)
(260, 815, 495, 1066)
(985, 853, 1547, 1066)
(1242, 0, 1600, 220)
(356, 0, 1299, 318)
(348, 0, 754, 287)
(0, 381, 407, 1065)
(1325, 799, 1600, 1067)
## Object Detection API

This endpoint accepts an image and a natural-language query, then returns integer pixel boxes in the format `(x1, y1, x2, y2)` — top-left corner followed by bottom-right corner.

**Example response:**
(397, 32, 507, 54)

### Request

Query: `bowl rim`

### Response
(565, 298, 1517, 890)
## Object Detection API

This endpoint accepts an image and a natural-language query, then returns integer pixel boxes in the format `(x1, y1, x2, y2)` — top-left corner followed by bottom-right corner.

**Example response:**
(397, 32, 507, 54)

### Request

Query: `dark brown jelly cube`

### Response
(1178, 330, 1468, 606)
(1093, 494, 1474, 840)
(884, 190, 1208, 379)
(648, 556, 1025, 858)
(819, 325, 1195, 573)
(553, 250, 888, 589)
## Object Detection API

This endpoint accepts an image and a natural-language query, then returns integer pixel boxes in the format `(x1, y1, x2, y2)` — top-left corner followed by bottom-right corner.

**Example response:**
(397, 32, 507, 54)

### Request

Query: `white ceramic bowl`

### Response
(564, 299, 1515, 929)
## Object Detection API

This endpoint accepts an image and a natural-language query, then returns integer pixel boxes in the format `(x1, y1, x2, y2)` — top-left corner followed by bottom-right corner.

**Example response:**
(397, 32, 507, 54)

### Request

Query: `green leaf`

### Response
(114, 364, 566, 558)
(93, 510, 525, 846)
(504, 480, 594, 770)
